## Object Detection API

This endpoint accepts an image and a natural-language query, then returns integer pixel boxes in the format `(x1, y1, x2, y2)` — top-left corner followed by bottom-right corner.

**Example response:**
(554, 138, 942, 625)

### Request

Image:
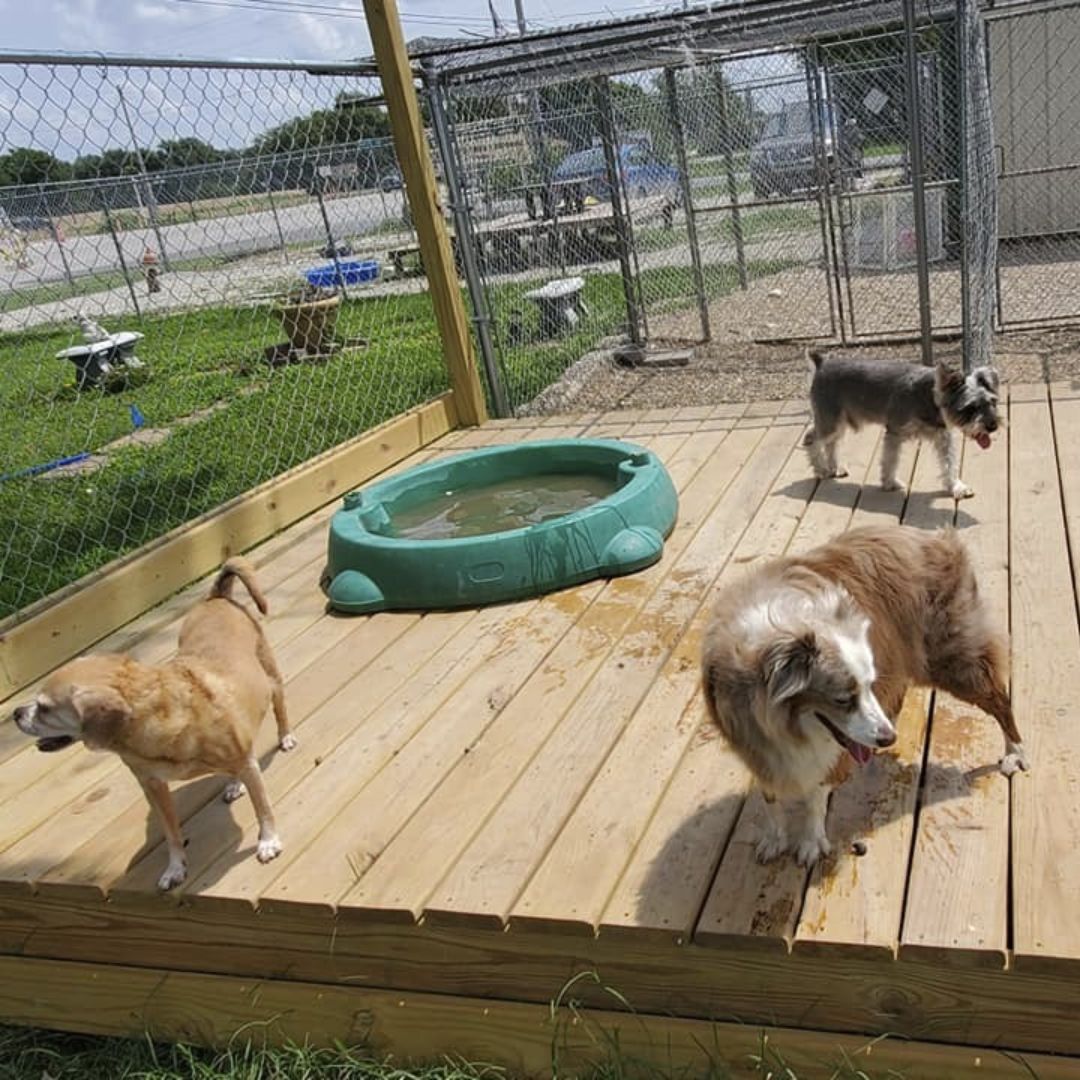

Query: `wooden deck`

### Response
(3, 386, 1080, 1076)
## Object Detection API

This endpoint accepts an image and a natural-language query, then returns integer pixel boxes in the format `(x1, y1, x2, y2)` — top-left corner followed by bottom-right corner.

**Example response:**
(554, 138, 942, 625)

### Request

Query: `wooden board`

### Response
(324, 430, 729, 923)
(793, 437, 932, 959)
(1, 954, 1075, 1079)
(694, 426, 882, 950)
(424, 414, 793, 931)
(899, 397, 1012, 967)
(509, 420, 809, 936)
(1010, 384, 1080, 973)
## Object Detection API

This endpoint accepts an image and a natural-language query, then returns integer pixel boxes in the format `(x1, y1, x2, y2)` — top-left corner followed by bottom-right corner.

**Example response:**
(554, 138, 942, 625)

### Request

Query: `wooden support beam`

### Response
(363, 0, 489, 427)
(0, 394, 458, 702)
(0, 954, 1074, 1079)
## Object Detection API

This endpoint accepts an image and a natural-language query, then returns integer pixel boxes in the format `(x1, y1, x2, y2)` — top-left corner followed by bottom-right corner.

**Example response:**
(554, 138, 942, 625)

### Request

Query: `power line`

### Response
(173, 0, 503, 25)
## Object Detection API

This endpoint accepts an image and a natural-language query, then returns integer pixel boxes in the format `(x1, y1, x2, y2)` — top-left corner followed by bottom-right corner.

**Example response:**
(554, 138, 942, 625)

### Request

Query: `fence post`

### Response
(102, 202, 142, 319)
(266, 185, 288, 256)
(664, 68, 710, 341)
(957, 0, 996, 372)
(427, 69, 510, 418)
(314, 183, 350, 300)
(48, 215, 76, 292)
(363, 0, 488, 426)
(714, 64, 748, 290)
(902, 0, 935, 366)
(594, 75, 644, 347)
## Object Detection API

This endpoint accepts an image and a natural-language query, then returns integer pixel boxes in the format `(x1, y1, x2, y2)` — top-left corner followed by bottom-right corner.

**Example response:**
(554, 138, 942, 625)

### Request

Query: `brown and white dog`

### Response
(700, 524, 1026, 866)
(12, 558, 295, 890)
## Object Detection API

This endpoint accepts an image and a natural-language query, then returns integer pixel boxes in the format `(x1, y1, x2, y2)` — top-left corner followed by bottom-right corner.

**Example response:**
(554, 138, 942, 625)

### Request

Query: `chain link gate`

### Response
(988, 0, 1080, 327)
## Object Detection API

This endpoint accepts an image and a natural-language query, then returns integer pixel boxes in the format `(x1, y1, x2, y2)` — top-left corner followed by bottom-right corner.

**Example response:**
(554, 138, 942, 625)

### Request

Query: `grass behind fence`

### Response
(0, 259, 786, 618)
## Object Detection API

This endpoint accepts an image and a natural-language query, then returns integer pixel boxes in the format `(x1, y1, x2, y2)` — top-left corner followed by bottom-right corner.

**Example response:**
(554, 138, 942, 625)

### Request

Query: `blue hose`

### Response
(0, 451, 92, 483)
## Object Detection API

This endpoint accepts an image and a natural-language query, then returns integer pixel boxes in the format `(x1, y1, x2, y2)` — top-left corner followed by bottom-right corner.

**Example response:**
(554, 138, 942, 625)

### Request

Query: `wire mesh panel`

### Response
(822, 21, 963, 340)
(678, 51, 837, 344)
(0, 58, 448, 620)
(989, 1, 1080, 327)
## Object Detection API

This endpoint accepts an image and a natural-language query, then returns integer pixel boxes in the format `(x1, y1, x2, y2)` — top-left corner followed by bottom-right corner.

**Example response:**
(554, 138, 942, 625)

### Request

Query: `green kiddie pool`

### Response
(326, 438, 678, 614)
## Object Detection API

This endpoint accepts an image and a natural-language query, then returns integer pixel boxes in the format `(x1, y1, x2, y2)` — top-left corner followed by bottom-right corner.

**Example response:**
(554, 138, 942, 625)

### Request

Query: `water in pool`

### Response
(389, 472, 616, 539)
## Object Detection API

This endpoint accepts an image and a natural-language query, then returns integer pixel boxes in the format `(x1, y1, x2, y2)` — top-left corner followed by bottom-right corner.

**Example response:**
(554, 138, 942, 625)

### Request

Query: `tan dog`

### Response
(12, 558, 295, 890)
(701, 524, 1025, 866)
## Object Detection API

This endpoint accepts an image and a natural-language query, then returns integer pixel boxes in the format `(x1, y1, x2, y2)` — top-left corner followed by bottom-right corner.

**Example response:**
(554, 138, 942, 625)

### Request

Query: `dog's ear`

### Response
(935, 360, 965, 397)
(71, 686, 130, 749)
(762, 632, 818, 704)
(974, 366, 1000, 394)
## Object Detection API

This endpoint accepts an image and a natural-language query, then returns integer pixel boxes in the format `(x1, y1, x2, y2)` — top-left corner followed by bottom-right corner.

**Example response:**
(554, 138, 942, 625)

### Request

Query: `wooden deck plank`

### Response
(509, 421, 813, 936)
(792, 438, 944, 960)
(693, 426, 884, 950)
(0, 541, 341, 862)
(7, 420, 612, 898)
(899, 406, 1012, 967)
(423, 411, 798, 931)
(1010, 385, 1080, 972)
(597, 439, 820, 943)
(180, 424, 685, 913)
(308, 430, 734, 922)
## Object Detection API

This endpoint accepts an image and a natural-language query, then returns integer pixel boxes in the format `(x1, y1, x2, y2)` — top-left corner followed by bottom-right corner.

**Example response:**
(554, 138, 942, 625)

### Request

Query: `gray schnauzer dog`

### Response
(803, 351, 1000, 500)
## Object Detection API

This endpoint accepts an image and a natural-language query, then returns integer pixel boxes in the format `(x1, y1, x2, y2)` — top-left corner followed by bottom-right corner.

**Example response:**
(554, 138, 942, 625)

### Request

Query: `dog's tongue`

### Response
(849, 742, 873, 765)
(975, 432, 991, 450)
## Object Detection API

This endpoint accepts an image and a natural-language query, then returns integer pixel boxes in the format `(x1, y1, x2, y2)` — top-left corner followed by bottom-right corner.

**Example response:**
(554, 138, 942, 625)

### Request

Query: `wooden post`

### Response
(363, 0, 488, 426)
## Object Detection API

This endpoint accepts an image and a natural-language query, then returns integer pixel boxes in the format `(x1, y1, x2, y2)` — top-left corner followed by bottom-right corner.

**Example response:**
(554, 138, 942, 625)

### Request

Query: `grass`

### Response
(0, 1020, 963, 1080)
(0, 257, 789, 617)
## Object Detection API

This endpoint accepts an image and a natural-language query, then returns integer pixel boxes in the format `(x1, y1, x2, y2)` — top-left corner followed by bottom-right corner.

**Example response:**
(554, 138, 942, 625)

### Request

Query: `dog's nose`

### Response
(876, 729, 897, 748)
(985, 418, 998, 433)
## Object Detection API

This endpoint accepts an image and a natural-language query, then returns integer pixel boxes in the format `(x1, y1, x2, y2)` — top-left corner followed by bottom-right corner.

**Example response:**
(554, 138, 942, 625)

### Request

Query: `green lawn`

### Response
(0, 1021, 943, 1080)
(0, 259, 786, 617)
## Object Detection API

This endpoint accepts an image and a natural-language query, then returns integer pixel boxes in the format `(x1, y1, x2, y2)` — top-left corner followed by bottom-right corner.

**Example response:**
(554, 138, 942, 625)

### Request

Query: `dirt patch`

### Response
(521, 323, 1080, 415)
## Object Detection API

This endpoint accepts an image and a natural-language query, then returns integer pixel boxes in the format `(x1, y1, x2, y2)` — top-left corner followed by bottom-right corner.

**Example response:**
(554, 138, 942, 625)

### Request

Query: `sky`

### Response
(0, 0, 683, 64)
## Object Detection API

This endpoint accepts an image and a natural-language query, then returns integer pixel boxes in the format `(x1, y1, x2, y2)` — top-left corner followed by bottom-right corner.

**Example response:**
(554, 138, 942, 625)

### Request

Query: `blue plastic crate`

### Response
(303, 259, 380, 288)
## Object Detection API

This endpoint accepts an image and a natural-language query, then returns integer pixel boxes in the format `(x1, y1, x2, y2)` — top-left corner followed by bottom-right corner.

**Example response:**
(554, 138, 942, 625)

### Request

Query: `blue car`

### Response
(550, 143, 680, 211)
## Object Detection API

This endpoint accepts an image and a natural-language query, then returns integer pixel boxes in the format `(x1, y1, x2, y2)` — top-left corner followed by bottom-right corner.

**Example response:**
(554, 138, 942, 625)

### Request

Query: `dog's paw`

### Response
(1000, 744, 1030, 777)
(222, 780, 246, 803)
(256, 835, 283, 863)
(755, 830, 789, 864)
(795, 833, 831, 868)
(951, 481, 975, 500)
(881, 478, 904, 492)
(279, 733, 298, 752)
(157, 860, 187, 891)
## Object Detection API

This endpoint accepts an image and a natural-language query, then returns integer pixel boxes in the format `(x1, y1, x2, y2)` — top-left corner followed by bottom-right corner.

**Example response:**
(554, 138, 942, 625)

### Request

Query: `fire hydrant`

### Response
(141, 246, 161, 294)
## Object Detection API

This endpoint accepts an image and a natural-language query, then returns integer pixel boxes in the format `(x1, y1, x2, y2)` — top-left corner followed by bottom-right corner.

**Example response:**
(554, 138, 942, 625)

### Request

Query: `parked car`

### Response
(378, 169, 403, 192)
(549, 143, 681, 212)
(749, 101, 863, 198)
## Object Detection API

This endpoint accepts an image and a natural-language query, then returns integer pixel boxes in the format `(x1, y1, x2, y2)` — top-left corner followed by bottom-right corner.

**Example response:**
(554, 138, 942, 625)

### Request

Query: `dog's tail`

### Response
(211, 557, 269, 616)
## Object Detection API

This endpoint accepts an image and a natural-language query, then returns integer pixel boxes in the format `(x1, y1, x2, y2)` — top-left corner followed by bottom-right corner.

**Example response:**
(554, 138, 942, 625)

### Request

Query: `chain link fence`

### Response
(420, 0, 1078, 414)
(0, 56, 450, 620)
(4, 0, 1080, 620)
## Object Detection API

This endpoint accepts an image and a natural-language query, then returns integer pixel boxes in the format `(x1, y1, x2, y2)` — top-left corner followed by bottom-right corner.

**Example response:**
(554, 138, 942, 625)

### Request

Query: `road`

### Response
(1, 154, 902, 297)
(1, 187, 403, 295)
